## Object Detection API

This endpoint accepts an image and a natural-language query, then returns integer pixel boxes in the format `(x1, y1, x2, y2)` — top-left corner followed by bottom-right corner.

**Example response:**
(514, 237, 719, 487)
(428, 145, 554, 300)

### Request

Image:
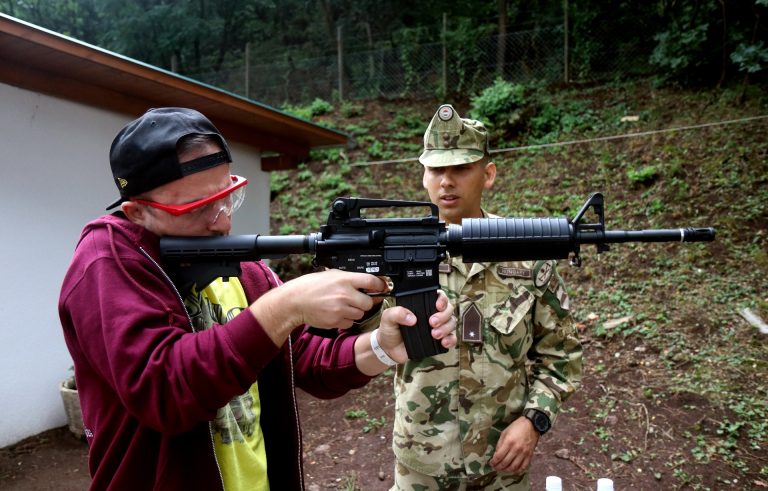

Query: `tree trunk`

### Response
(317, 0, 337, 50)
(716, 0, 727, 89)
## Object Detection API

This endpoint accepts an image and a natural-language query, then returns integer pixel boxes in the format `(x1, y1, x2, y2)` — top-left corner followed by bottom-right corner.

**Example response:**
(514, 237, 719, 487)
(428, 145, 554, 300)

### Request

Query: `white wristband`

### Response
(369, 329, 397, 367)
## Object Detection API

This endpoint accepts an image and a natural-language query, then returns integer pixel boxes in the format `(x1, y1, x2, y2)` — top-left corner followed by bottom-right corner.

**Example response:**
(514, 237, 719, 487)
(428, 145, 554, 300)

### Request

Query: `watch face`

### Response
(526, 409, 550, 434)
(533, 412, 549, 432)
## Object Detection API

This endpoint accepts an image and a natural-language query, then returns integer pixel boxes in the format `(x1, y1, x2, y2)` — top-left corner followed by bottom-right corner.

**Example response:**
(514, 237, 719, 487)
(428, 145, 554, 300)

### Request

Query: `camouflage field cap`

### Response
(419, 104, 488, 167)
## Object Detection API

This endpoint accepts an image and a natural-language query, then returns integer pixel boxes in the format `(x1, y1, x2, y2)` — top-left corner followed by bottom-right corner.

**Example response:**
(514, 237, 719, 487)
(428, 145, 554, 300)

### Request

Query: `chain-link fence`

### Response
(192, 26, 652, 107)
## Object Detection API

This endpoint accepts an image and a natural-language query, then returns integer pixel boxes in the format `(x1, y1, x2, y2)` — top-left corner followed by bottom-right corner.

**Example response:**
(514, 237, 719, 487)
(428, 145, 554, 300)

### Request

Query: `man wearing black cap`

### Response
(58, 108, 457, 490)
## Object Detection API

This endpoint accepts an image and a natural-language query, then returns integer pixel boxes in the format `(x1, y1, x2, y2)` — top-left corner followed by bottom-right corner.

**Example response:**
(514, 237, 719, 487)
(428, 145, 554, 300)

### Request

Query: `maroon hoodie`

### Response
(58, 214, 373, 490)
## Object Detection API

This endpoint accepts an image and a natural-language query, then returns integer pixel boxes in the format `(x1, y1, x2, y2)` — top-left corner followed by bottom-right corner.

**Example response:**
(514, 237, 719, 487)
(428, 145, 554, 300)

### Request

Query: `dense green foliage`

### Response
(468, 78, 526, 134)
(2, 0, 766, 96)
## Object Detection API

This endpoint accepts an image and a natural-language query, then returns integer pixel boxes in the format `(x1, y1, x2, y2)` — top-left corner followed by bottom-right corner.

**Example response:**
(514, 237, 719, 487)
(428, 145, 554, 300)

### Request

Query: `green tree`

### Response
(2, 0, 764, 94)
(650, 0, 768, 86)
(1, 0, 105, 43)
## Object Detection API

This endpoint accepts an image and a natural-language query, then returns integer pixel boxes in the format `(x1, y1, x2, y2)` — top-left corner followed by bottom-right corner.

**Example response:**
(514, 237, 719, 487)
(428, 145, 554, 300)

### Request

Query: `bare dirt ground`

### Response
(1, 334, 759, 490)
(297, 333, 758, 491)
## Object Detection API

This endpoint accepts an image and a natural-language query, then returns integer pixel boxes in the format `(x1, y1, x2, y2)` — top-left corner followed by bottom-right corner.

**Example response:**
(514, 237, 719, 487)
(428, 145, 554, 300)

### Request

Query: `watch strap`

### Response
(524, 408, 551, 435)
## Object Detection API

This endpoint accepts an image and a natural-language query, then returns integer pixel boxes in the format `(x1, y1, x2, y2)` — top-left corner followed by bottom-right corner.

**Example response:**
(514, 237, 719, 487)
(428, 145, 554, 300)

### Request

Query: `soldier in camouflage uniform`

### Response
(390, 104, 583, 490)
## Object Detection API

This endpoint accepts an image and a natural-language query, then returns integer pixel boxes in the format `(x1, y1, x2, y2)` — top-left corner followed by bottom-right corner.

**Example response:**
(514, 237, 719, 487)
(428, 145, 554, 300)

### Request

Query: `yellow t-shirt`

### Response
(185, 277, 269, 491)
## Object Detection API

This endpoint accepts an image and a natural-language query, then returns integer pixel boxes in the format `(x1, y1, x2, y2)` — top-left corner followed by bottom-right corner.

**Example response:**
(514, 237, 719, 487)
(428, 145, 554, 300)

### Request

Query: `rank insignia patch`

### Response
(461, 303, 483, 344)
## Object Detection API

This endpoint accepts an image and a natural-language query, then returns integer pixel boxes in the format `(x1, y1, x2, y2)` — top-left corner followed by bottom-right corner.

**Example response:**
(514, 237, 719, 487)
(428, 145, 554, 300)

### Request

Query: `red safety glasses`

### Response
(133, 174, 248, 217)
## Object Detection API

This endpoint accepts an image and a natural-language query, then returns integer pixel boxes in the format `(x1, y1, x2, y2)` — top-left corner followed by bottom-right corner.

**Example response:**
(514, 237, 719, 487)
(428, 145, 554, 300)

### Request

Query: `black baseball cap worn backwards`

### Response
(107, 107, 232, 210)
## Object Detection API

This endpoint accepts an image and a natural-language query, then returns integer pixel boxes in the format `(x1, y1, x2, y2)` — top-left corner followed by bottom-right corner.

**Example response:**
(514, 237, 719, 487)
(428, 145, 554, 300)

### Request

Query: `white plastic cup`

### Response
(545, 475, 563, 491)
(596, 478, 614, 491)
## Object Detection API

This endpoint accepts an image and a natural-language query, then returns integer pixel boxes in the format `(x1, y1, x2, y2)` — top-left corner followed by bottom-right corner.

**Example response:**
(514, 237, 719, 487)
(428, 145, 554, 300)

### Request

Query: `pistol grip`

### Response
(396, 288, 449, 360)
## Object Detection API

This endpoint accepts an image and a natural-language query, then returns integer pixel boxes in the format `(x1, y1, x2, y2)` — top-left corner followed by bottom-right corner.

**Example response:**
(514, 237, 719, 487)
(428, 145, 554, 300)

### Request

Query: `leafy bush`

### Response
(469, 78, 525, 126)
(443, 18, 495, 94)
(650, 25, 709, 74)
(627, 165, 659, 186)
(648, 1, 719, 84)
(343, 123, 370, 137)
(340, 101, 364, 118)
(731, 41, 768, 74)
(309, 148, 346, 165)
(388, 111, 425, 132)
(468, 79, 528, 142)
(281, 98, 333, 120)
(308, 98, 333, 116)
(529, 99, 600, 140)
(392, 26, 433, 93)
(365, 138, 396, 160)
(270, 171, 291, 196)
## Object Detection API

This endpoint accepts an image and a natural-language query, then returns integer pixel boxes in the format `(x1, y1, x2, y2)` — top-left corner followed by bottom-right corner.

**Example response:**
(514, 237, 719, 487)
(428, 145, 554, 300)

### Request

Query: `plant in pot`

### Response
(60, 367, 85, 440)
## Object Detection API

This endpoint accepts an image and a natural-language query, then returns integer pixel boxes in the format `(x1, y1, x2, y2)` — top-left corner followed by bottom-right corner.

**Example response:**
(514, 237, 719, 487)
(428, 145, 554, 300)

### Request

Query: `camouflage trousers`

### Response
(391, 461, 530, 491)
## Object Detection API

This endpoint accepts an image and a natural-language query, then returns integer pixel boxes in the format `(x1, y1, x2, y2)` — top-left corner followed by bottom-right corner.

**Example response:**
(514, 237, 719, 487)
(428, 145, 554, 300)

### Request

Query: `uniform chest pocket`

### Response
(486, 287, 535, 336)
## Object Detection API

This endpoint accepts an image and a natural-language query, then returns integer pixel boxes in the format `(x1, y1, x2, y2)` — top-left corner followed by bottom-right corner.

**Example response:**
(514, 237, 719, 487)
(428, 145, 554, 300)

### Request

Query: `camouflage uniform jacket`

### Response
(391, 213, 583, 478)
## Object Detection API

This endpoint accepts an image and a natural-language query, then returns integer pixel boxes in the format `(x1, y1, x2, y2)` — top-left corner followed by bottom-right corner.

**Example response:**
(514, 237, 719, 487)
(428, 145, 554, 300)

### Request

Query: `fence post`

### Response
(364, 22, 374, 85)
(497, 0, 507, 78)
(244, 42, 250, 98)
(441, 12, 447, 98)
(337, 25, 344, 101)
(563, 0, 569, 83)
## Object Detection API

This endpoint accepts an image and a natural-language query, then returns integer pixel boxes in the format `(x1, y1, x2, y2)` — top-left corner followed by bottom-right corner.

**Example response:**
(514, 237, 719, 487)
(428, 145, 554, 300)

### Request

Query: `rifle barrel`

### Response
(446, 220, 715, 263)
(578, 227, 716, 244)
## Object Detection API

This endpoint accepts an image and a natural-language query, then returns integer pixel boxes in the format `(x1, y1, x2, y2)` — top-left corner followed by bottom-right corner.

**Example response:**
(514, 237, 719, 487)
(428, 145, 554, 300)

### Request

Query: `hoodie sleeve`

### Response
(290, 326, 373, 398)
(59, 224, 283, 435)
(239, 262, 374, 399)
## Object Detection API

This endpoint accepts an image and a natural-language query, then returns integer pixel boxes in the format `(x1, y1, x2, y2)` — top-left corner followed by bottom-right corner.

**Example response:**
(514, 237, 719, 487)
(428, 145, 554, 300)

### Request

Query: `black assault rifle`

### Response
(160, 193, 715, 360)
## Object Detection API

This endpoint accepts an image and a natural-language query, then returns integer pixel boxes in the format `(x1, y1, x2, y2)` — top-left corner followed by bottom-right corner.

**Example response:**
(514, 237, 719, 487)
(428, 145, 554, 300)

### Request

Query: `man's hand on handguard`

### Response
(249, 269, 388, 346)
(489, 416, 540, 475)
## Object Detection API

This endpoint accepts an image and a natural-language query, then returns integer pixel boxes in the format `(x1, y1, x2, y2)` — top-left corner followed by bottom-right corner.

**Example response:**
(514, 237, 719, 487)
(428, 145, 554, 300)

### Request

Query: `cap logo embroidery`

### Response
(117, 178, 128, 189)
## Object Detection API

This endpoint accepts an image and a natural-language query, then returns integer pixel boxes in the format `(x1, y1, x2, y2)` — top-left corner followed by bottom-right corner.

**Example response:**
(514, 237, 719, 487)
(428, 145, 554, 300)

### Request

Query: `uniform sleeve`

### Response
(525, 262, 583, 426)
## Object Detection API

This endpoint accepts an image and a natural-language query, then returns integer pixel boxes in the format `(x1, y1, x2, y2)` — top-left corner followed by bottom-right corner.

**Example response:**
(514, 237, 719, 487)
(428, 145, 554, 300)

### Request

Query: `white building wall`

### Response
(0, 82, 270, 447)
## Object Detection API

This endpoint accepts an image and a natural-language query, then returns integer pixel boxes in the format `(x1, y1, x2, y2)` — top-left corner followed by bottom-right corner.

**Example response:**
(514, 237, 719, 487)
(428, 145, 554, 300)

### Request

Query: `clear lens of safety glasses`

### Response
(210, 185, 246, 225)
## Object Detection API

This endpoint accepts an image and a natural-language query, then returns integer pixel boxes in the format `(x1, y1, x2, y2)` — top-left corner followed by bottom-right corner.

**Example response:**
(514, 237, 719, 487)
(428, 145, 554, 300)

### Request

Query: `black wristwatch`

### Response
(524, 409, 551, 435)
